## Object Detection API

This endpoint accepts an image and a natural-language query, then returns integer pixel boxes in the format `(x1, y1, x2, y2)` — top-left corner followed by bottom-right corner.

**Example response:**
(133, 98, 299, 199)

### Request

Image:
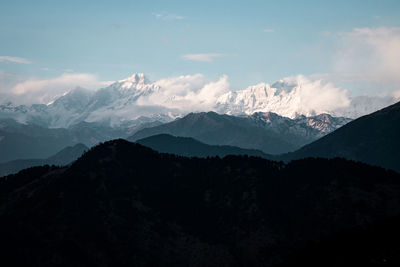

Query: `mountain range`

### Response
(130, 111, 351, 154)
(0, 73, 400, 266)
(1, 73, 397, 130)
(133, 100, 400, 173)
(0, 74, 173, 129)
(1, 139, 399, 266)
(216, 76, 399, 118)
(1, 72, 397, 160)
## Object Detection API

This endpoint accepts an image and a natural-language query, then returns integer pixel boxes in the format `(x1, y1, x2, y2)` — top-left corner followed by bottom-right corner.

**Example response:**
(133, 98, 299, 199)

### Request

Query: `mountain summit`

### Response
(119, 73, 150, 84)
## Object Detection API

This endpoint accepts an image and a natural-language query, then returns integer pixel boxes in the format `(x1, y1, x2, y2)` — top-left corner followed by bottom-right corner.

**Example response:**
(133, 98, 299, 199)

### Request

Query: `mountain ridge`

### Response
(136, 134, 272, 159)
(129, 111, 351, 154)
(0, 143, 88, 177)
(284, 100, 400, 172)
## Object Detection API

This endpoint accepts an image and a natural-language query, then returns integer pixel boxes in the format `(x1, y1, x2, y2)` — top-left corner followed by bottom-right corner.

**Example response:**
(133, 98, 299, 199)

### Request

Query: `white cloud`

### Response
(10, 73, 112, 105)
(280, 75, 351, 114)
(0, 56, 32, 64)
(136, 74, 230, 112)
(152, 12, 184, 20)
(263, 29, 275, 33)
(182, 53, 226, 62)
(332, 27, 400, 90)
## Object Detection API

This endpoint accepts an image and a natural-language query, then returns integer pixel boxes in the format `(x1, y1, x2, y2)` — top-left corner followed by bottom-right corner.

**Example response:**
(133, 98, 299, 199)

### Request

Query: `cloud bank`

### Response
(328, 27, 400, 91)
(8, 73, 112, 105)
(137, 74, 230, 112)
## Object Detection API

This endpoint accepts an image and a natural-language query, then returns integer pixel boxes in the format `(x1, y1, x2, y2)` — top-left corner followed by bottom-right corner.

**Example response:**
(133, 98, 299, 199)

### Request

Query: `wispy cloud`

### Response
(0, 56, 32, 64)
(182, 53, 226, 62)
(263, 29, 275, 33)
(9, 73, 112, 105)
(152, 12, 184, 20)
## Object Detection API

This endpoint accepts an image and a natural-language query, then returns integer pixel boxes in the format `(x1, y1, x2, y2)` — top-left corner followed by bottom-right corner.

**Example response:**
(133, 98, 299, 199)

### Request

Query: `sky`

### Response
(1, 0, 400, 104)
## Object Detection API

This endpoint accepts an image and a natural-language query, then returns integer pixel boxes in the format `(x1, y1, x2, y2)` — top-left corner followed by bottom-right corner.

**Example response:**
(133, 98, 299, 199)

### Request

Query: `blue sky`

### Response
(1, 0, 400, 97)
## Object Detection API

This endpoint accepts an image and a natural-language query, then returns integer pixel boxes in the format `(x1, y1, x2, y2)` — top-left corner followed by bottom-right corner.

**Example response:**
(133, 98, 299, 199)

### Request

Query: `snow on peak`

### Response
(1, 72, 398, 130)
(120, 73, 149, 84)
(216, 75, 351, 118)
(112, 73, 160, 96)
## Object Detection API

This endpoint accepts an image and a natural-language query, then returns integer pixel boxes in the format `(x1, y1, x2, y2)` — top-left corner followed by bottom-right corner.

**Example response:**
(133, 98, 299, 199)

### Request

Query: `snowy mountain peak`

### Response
(112, 73, 159, 95)
(120, 73, 149, 84)
(216, 76, 351, 118)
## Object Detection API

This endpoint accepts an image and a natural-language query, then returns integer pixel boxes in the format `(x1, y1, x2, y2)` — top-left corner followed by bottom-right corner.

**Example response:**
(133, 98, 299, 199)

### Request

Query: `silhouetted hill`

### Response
(1, 139, 400, 266)
(136, 134, 272, 158)
(285, 101, 400, 172)
(0, 143, 88, 177)
(129, 112, 349, 154)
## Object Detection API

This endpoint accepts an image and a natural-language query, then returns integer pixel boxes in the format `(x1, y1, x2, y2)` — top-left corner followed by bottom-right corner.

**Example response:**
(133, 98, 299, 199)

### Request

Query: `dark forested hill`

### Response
(136, 134, 271, 158)
(285, 101, 400, 172)
(1, 139, 400, 266)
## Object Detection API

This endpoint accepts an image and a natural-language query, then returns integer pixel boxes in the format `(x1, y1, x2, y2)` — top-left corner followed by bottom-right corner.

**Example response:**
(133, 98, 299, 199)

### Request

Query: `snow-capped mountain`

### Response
(0, 73, 397, 130)
(0, 74, 176, 129)
(249, 112, 352, 140)
(247, 112, 352, 142)
(216, 76, 399, 118)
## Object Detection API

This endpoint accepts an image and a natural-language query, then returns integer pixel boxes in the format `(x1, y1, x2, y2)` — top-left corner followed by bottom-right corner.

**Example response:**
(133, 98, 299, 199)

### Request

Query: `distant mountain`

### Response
(1, 139, 400, 266)
(249, 112, 351, 140)
(0, 119, 132, 163)
(285, 101, 400, 172)
(0, 119, 79, 163)
(129, 112, 351, 154)
(136, 134, 271, 158)
(0, 143, 88, 177)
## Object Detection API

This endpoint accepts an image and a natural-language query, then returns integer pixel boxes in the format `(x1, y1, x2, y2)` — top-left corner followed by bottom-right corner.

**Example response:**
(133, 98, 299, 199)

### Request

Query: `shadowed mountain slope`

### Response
(136, 134, 271, 158)
(285, 101, 400, 172)
(129, 112, 350, 154)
